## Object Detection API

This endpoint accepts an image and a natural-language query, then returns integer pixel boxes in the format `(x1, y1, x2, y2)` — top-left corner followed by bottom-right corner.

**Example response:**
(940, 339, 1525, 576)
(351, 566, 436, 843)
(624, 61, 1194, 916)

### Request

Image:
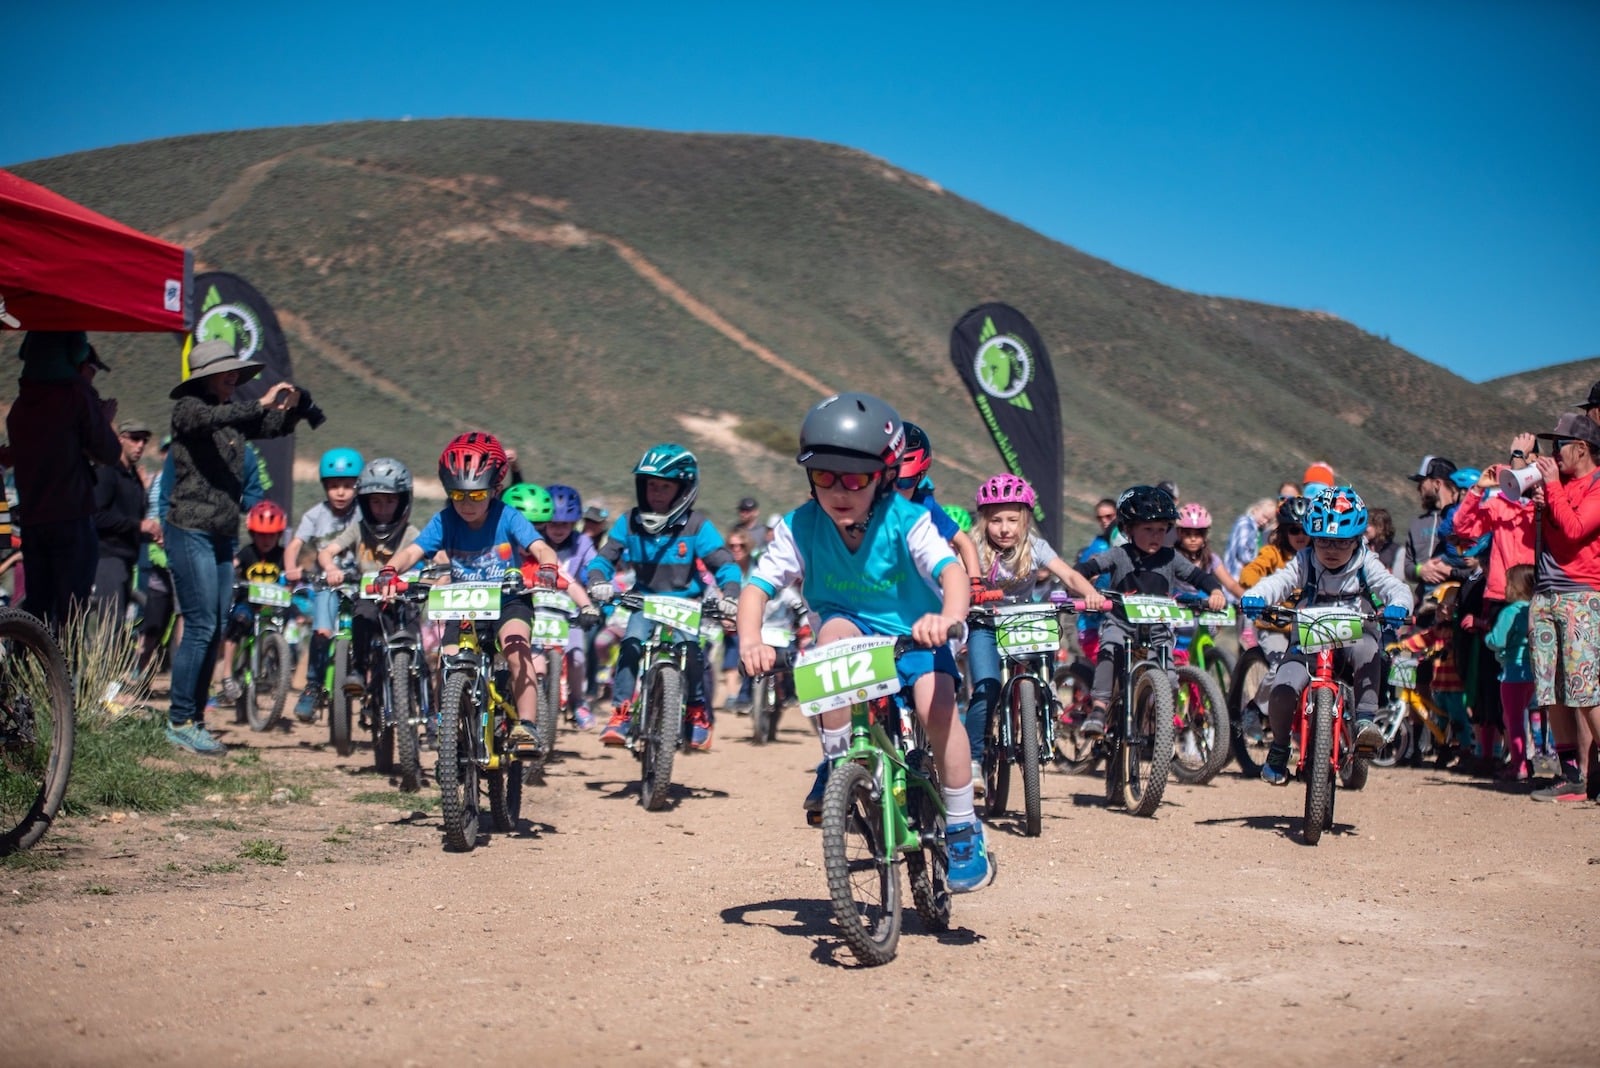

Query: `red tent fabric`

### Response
(0, 167, 192, 333)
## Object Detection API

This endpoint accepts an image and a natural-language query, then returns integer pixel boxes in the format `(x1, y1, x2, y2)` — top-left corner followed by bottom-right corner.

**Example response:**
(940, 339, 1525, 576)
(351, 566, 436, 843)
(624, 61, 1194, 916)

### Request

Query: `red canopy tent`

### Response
(0, 167, 192, 333)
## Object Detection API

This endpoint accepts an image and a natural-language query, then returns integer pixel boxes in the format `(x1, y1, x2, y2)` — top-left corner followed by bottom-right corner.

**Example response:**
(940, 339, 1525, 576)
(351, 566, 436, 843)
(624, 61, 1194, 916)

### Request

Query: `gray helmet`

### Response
(795, 392, 905, 477)
(357, 457, 413, 540)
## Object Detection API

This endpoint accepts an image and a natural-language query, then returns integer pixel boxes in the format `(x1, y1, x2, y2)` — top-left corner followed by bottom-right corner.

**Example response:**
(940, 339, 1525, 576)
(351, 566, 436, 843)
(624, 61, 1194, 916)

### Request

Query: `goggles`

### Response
(447, 488, 491, 502)
(808, 469, 876, 492)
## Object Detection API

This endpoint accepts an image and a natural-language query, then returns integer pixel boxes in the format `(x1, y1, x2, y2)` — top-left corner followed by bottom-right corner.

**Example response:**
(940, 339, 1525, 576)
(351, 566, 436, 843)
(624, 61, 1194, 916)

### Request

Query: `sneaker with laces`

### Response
(294, 689, 320, 723)
(1352, 717, 1383, 752)
(1079, 706, 1107, 739)
(946, 820, 995, 893)
(508, 719, 543, 754)
(1261, 743, 1291, 786)
(1530, 778, 1588, 803)
(688, 704, 713, 751)
(573, 705, 595, 731)
(803, 761, 830, 824)
(218, 676, 243, 703)
(600, 702, 632, 747)
(167, 721, 227, 756)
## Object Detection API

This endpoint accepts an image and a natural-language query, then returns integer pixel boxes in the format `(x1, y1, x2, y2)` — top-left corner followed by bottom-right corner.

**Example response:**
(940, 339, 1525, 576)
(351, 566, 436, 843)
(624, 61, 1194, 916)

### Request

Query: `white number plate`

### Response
(530, 613, 570, 645)
(426, 582, 503, 621)
(1388, 655, 1418, 688)
(993, 605, 1059, 655)
(610, 606, 632, 628)
(760, 625, 796, 647)
(532, 589, 576, 614)
(1121, 595, 1186, 624)
(792, 636, 900, 717)
(1297, 607, 1365, 652)
(1189, 606, 1237, 628)
(248, 582, 291, 608)
(640, 595, 701, 633)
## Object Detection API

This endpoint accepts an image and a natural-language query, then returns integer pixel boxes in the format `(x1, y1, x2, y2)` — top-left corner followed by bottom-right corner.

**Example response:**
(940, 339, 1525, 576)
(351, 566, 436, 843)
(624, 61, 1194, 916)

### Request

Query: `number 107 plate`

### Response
(792, 636, 901, 717)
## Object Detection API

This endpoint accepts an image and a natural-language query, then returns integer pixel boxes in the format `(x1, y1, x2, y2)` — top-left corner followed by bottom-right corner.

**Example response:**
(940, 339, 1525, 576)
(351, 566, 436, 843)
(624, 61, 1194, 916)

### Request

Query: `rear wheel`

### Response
(821, 760, 900, 966)
(904, 748, 950, 932)
(247, 630, 290, 732)
(1171, 664, 1230, 785)
(1227, 645, 1270, 778)
(1016, 678, 1043, 837)
(1124, 666, 1175, 818)
(370, 653, 394, 775)
(437, 672, 481, 852)
(982, 692, 1011, 819)
(1303, 688, 1336, 845)
(0, 609, 75, 856)
(1052, 660, 1099, 773)
(639, 666, 681, 811)
(1369, 701, 1411, 769)
(390, 651, 423, 792)
(329, 639, 355, 757)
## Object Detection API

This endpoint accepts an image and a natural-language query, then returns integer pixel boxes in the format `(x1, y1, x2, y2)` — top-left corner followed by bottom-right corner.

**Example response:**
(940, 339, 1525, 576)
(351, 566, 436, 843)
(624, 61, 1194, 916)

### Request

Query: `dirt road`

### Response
(3, 709, 1596, 1067)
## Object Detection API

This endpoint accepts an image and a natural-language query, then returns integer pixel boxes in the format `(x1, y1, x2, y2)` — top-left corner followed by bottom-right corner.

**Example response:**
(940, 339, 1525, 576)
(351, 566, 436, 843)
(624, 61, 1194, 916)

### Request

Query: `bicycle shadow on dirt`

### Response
(1067, 791, 1184, 811)
(1194, 812, 1356, 842)
(983, 811, 1072, 837)
(720, 897, 981, 967)
(581, 778, 731, 808)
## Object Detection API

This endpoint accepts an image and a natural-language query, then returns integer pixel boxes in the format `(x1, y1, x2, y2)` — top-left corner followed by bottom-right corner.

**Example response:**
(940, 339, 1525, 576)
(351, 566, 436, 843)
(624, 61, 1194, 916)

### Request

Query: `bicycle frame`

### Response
(1295, 647, 1348, 778)
(440, 619, 517, 774)
(839, 691, 942, 867)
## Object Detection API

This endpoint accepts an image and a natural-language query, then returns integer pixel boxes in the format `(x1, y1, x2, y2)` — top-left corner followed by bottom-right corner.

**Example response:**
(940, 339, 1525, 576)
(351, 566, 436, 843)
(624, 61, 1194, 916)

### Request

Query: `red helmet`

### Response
(975, 473, 1036, 509)
(439, 432, 507, 493)
(899, 422, 933, 482)
(1176, 503, 1213, 530)
(246, 500, 287, 534)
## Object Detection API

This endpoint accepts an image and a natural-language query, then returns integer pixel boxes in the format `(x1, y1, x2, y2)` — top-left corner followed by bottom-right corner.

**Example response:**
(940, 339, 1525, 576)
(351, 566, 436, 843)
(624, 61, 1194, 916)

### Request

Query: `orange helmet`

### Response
(246, 500, 288, 534)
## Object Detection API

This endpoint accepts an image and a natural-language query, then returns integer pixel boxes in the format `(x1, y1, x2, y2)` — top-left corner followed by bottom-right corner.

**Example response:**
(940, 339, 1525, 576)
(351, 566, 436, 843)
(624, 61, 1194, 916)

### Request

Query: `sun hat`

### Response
(170, 338, 264, 399)
(1574, 381, 1600, 411)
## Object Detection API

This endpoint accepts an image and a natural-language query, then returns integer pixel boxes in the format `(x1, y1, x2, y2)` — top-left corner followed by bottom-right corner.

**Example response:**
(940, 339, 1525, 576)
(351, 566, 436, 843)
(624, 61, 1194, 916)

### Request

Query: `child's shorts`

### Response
(816, 611, 961, 686)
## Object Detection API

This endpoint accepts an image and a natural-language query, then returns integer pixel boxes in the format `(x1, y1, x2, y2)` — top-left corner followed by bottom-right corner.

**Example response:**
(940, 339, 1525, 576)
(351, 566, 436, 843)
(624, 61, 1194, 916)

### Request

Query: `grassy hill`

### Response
(2, 119, 1562, 545)
(1488, 357, 1600, 416)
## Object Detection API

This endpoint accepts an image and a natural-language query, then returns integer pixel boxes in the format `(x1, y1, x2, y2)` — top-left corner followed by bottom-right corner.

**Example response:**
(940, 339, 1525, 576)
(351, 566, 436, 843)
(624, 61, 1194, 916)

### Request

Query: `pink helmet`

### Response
(1176, 503, 1213, 530)
(975, 474, 1036, 509)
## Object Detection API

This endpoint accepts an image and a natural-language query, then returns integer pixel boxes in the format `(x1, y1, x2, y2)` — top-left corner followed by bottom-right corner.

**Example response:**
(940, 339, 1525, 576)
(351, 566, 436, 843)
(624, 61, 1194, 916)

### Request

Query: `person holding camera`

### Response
(162, 339, 312, 755)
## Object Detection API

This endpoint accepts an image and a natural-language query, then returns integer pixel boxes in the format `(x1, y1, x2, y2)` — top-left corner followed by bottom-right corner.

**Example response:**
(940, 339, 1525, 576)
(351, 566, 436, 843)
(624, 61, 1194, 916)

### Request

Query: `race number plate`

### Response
(1192, 606, 1237, 628)
(792, 636, 901, 717)
(993, 605, 1059, 655)
(610, 606, 633, 628)
(1296, 607, 1364, 652)
(425, 582, 503, 621)
(531, 589, 576, 614)
(1120, 595, 1186, 625)
(248, 582, 291, 608)
(640, 595, 701, 633)
(1387, 655, 1419, 689)
(760, 625, 796, 648)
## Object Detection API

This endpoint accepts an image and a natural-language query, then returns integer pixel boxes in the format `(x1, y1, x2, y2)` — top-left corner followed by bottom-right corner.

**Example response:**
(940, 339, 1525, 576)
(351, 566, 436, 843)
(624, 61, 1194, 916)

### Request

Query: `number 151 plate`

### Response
(792, 636, 901, 717)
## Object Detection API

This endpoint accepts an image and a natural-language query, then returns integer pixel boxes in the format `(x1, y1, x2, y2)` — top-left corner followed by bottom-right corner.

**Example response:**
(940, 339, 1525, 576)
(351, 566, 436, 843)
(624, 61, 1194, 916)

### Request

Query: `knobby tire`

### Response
(820, 760, 900, 966)
(1303, 687, 1336, 845)
(390, 650, 422, 793)
(248, 630, 289, 732)
(329, 639, 355, 758)
(1016, 679, 1043, 836)
(1227, 645, 1270, 778)
(437, 672, 480, 852)
(639, 666, 681, 811)
(1171, 664, 1230, 785)
(0, 609, 75, 856)
(1125, 666, 1175, 818)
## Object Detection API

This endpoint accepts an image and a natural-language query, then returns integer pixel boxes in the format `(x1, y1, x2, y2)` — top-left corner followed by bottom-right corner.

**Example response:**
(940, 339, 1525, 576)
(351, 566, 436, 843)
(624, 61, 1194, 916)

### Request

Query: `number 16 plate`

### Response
(792, 636, 901, 717)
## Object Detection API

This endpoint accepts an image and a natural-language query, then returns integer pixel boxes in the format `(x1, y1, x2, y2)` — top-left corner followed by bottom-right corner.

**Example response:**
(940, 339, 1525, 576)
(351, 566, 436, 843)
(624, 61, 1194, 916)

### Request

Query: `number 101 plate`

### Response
(792, 636, 901, 717)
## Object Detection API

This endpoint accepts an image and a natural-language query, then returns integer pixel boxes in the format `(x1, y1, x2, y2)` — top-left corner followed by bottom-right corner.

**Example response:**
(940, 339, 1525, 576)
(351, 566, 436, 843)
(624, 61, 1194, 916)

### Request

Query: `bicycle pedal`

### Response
(805, 809, 823, 828)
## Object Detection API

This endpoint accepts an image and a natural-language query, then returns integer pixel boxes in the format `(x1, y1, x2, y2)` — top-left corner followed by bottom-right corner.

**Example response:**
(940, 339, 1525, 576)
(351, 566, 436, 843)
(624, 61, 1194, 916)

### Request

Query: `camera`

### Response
(296, 389, 327, 430)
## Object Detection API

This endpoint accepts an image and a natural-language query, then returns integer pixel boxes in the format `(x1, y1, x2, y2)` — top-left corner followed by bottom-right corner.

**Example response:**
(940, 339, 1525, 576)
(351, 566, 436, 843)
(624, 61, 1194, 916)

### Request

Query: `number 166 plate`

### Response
(792, 636, 901, 717)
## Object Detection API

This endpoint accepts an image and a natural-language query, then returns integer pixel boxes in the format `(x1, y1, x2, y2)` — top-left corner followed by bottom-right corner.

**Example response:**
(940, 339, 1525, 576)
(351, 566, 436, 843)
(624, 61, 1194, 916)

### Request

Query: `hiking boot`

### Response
(1352, 717, 1383, 753)
(688, 704, 713, 751)
(1530, 778, 1588, 803)
(573, 705, 595, 731)
(294, 689, 320, 723)
(803, 761, 830, 825)
(167, 721, 226, 757)
(218, 676, 243, 703)
(946, 820, 995, 893)
(600, 702, 632, 747)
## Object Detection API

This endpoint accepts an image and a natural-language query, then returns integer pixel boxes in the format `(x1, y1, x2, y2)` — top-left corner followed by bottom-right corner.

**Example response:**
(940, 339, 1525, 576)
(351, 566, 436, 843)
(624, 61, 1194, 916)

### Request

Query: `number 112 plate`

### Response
(792, 636, 901, 717)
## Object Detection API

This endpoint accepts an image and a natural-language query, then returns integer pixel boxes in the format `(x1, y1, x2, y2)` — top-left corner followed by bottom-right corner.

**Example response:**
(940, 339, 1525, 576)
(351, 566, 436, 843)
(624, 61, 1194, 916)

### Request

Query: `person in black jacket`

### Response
(91, 420, 158, 623)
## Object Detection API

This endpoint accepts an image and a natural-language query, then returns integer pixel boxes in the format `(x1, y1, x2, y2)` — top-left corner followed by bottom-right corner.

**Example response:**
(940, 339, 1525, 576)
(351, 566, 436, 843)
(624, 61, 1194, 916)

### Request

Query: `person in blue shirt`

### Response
(587, 444, 742, 751)
(737, 392, 991, 893)
(378, 432, 595, 753)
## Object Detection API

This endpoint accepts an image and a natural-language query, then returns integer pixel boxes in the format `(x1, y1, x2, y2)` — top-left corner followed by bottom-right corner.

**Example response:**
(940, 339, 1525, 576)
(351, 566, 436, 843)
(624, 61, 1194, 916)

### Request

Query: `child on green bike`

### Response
(377, 433, 597, 753)
(217, 500, 290, 702)
(736, 392, 992, 893)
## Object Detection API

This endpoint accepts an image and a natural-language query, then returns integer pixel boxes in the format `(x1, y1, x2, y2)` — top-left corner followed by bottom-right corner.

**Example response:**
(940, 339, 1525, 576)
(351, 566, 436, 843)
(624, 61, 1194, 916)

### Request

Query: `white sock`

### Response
(943, 783, 976, 825)
(820, 725, 851, 760)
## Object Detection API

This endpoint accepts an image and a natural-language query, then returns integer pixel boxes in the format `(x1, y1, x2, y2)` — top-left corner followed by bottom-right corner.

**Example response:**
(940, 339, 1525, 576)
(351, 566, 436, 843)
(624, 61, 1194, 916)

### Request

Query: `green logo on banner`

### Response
(972, 320, 1035, 409)
(195, 284, 264, 362)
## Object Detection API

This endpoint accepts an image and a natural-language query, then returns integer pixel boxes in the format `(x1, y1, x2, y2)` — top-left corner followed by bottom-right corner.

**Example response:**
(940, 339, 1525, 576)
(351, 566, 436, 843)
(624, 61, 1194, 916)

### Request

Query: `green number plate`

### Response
(792, 636, 901, 717)
(1387, 655, 1418, 688)
(248, 582, 291, 608)
(426, 582, 503, 621)
(700, 620, 724, 646)
(532, 589, 576, 614)
(1121, 595, 1186, 624)
(358, 571, 384, 601)
(640, 595, 701, 633)
(1297, 607, 1365, 652)
(993, 605, 1059, 655)
(529, 613, 570, 644)
(1192, 606, 1237, 628)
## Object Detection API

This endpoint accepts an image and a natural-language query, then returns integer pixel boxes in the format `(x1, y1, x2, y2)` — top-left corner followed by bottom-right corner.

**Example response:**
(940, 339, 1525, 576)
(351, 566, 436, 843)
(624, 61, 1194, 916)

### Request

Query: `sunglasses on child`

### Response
(447, 488, 491, 502)
(808, 469, 877, 492)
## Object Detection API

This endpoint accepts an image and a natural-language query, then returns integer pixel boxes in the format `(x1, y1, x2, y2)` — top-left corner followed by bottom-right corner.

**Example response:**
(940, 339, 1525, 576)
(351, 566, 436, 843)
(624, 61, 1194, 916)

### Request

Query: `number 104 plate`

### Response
(792, 636, 901, 717)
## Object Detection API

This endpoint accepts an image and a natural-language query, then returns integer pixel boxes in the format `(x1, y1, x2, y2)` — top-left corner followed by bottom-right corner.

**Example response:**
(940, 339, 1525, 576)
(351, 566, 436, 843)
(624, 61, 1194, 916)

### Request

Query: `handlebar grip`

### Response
(972, 587, 1005, 605)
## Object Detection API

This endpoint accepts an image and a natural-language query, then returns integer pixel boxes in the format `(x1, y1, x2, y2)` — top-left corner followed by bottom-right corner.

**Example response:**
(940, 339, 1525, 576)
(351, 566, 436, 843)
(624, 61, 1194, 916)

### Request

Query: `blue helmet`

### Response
(319, 447, 363, 481)
(546, 483, 583, 524)
(1306, 485, 1368, 540)
(633, 444, 699, 534)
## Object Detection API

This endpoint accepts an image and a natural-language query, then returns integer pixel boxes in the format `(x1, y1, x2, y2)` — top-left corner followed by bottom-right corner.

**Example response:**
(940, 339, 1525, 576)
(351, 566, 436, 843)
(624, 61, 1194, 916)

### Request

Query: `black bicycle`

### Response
(0, 608, 75, 855)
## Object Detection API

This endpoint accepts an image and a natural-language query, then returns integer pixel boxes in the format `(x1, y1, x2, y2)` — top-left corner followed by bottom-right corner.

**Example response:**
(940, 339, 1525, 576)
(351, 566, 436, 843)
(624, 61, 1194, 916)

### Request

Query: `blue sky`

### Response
(6, 1, 1595, 382)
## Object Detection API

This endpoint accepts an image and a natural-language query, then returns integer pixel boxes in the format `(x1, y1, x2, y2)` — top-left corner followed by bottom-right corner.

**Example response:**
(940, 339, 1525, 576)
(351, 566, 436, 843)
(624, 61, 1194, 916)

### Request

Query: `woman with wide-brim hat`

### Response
(163, 339, 306, 756)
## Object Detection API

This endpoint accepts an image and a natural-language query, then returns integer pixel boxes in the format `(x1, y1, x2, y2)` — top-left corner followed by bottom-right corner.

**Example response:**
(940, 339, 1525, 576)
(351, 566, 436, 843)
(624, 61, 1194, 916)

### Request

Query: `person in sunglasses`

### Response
(736, 392, 992, 892)
(378, 432, 597, 755)
(586, 444, 743, 751)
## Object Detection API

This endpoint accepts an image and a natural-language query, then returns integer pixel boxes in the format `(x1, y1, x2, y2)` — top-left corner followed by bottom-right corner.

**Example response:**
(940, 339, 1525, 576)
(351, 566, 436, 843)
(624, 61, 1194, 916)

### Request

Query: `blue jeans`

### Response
(963, 624, 1002, 764)
(165, 524, 235, 727)
(613, 609, 707, 712)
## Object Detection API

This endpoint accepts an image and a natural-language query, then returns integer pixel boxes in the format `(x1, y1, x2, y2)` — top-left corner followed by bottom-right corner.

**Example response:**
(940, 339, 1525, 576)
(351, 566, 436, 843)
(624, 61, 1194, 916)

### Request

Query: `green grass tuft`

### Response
(237, 839, 287, 866)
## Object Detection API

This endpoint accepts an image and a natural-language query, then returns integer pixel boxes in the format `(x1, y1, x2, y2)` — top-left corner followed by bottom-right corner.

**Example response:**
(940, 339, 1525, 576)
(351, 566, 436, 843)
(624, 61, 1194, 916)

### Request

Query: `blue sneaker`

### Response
(946, 820, 994, 893)
(294, 689, 319, 723)
(803, 761, 830, 825)
(1260, 763, 1290, 786)
(167, 722, 226, 757)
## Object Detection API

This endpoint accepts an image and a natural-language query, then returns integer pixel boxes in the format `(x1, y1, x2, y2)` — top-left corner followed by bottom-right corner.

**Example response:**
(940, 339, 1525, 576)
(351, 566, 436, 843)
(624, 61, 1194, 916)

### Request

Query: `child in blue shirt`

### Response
(737, 392, 991, 893)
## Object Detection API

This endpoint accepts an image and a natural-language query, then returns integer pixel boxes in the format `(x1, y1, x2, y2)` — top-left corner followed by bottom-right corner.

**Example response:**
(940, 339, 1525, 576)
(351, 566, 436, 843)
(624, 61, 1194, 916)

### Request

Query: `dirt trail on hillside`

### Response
(3, 701, 1596, 1067)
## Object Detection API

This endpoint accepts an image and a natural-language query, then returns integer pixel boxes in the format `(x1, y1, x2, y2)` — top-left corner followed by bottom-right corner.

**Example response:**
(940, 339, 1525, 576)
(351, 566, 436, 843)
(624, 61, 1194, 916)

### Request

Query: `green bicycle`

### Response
(298, 579, 361, 758)
(1169, 605, 1234, 785)
(229, 580, 293, 732)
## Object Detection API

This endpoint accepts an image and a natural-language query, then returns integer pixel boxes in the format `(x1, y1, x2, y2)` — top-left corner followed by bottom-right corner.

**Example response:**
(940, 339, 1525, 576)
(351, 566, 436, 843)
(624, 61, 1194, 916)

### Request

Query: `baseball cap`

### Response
(1576, 380, 1600, 411)
(1408, 455, 1457, 483)
(581, 505, 609, 524)
(117, 419, 152, 438)
(1535, 411, 1600, 450)
(738, 497, 758, 511)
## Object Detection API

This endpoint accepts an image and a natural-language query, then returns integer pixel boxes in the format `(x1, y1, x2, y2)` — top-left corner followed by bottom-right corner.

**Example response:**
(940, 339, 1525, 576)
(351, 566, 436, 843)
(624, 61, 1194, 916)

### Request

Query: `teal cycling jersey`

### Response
(588, 510, 741, 597)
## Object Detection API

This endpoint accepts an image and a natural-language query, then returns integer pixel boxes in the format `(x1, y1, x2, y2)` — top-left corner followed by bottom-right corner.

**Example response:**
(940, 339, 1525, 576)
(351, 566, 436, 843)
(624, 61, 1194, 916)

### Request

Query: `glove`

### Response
(536, 563, 561, 590)
(577, 605, 601, 630)
(373, 566, 401, 597)
(587, 580, 616, 604)
(713, 597, 740, 621)
(1381, 604, 1409, 625)
(1240, 595, 1266, 618)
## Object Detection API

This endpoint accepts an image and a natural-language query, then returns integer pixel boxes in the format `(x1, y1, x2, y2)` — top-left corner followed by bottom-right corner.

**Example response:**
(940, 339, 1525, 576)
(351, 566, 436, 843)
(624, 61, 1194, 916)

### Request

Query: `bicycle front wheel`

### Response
(1124, 666, 1175, 818)
(639, 665, 681, 811)
(1171, 664, 1229, 785)
(535, 655, 561, 762)
(0, 609, 75, 856)
(1303, 687, 1336, 845)
(329, 639, 355, 757)
(982, 692, 1011, 820)
(821, 760, 901, 966)
(246, 630, 290, 732)
(1015, 678, 1044, 836)
(436, 672, 481, 852)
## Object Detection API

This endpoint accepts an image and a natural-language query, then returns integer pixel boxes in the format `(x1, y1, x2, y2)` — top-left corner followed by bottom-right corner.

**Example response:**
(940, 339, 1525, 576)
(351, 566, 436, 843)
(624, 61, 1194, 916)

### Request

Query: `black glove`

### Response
(577, 605, 601, 630)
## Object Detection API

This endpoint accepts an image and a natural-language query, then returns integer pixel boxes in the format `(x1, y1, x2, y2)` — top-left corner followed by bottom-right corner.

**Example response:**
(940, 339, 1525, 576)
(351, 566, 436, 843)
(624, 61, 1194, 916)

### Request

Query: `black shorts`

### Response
(442, 593, 532, 646)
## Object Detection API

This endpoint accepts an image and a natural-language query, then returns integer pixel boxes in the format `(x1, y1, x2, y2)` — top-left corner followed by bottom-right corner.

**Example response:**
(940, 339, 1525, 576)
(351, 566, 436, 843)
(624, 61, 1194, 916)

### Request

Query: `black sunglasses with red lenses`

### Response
(808, 469, 876, 492)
